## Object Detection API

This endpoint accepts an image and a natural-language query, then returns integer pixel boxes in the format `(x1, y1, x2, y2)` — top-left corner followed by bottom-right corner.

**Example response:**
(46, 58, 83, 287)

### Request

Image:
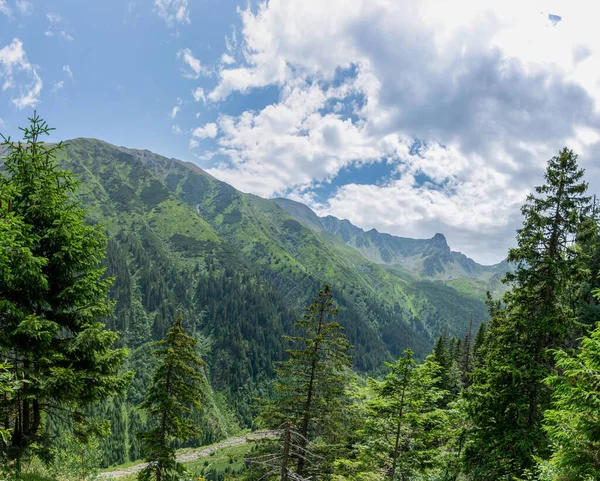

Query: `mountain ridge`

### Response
(274, 197, 510, 281)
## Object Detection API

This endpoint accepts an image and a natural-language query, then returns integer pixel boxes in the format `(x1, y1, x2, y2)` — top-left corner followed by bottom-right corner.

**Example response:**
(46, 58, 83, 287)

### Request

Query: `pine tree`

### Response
(259, 284, 352, 479)
(138, 316, 206, 481)
(0, 114, 132, 464)
(466, 148, 592, 479)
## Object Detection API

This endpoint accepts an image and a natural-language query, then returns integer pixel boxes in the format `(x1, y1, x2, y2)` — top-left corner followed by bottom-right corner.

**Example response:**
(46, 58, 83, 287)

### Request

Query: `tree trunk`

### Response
(389, 363, 409, 480)
(296, 303, 326, 477)
(281, 420, 291, 481)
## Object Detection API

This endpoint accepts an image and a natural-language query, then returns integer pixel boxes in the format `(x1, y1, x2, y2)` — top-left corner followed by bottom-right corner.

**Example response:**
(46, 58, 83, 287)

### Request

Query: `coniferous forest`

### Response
(1, 112, 600, 481)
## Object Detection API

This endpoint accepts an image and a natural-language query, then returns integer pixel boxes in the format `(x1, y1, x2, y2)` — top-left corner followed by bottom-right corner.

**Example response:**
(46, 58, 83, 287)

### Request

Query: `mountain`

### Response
(274, 197, 509, 281)
(2, 138, 506, 466)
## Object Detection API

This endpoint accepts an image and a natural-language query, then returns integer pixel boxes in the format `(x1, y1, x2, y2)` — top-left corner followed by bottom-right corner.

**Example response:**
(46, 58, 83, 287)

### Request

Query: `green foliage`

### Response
(0, 115, 132, 464)
(252, 285, 352, 480)
(47, 419, 109, 480)
(0, 364, 19, 445)
(357, 350, 445, 480)
(543, 289, 600, 480)
(466, 148, 592, 479)
(138, 316, 207, 481)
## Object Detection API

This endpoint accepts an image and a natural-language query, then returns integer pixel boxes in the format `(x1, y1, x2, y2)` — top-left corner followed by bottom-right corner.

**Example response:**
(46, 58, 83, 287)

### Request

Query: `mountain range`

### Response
(2, 138, 512, 463)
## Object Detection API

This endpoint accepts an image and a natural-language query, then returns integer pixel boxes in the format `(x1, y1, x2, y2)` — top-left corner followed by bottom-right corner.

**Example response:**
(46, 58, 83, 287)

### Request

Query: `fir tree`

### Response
(466, 148, 592, 478)
(138, 316, 206, 481)
(0, 114, 132, 464)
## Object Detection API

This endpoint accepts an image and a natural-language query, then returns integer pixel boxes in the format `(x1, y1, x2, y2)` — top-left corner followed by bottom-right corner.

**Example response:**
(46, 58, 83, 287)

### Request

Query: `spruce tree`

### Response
(466, 148, 592, 479)
(259, 284, 352, 479)
(432, 333, 461, 403)
(544, 289, 600, 480)
(138, 316, 206, 481)
(458, 316, 474, 387)
(360, 350, 445, 480)
(0, 114, 132, 464)
(472, 321, 486, 360)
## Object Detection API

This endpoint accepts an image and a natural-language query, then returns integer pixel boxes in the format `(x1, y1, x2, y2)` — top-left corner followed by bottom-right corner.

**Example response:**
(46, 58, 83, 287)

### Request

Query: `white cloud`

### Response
(206, 82, 403, 196)
(177, 48, 211, 79)
(169, 98, 182, 119)
(0, 38, 43, 109)
(309, 144, 529, 263)
(45, 13, 74, 41)
(192, 122, 217, 139)
(172, 124, 182, 134)
(63, 65, 73, 79)
(51, 80, 64, 93)
(196, 0, 600, 263)
(225, 27, 237, 53)
(154, 0, 190, 27)
(221, 53, 235, 65)
(0, 0, 11, 16)
(189, 138, 199, 149)
(192, 87, 205, 103)
(15, 0, 32, 15)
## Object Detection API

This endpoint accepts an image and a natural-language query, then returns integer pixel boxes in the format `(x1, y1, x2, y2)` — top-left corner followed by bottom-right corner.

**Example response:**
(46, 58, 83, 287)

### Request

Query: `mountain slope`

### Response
(122, 142, 490, 341)
(3, 138, 499, 466)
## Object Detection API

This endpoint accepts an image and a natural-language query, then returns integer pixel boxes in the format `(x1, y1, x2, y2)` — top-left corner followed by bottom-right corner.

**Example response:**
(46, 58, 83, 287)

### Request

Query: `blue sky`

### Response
(1, 0, 599, 264)
(0, 0, 244, 160)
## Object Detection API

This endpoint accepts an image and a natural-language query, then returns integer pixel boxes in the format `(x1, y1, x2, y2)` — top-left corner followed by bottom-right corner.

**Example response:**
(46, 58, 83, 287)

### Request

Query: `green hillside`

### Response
(2, 138, 500, 467)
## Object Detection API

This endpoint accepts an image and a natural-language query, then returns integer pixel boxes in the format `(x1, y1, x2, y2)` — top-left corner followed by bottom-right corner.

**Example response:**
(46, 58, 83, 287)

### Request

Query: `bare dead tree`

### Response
(247, 420, 323, 481)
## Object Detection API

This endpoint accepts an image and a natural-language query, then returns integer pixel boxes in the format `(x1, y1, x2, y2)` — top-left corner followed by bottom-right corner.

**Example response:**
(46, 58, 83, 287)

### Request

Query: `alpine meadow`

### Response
(1, 1, 600, 481)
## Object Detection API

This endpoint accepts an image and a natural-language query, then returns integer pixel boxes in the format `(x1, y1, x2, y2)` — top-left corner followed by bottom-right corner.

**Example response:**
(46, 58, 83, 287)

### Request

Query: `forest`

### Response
(1, 114, 600, 481)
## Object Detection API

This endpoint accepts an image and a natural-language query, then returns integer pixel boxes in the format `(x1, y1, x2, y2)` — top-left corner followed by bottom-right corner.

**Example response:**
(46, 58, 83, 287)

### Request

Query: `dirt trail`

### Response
(102, 430, 277, 478)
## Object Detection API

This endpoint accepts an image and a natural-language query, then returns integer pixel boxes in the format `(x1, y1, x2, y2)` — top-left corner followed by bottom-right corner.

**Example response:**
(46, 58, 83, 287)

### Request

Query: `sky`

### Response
(1, 0, 599, 264)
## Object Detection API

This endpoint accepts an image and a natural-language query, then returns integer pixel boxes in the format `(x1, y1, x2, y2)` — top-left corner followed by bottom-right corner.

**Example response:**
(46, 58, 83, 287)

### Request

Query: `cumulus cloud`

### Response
(221, 53, 235, 65)
(177, 48, 211, 79)
(193, 122, 218, 139)
(192, 87, 205, 103)
(63, 65, 73, 79)
(194, 0, 600, 262)
(0, 38, 43, 109)
(154, 0, 190, 27)
(45, 13, 74, 41)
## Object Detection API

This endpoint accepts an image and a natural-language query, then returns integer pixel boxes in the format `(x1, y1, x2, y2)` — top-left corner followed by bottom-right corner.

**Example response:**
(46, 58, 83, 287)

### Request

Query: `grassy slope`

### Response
(58, 139, 222, 266)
